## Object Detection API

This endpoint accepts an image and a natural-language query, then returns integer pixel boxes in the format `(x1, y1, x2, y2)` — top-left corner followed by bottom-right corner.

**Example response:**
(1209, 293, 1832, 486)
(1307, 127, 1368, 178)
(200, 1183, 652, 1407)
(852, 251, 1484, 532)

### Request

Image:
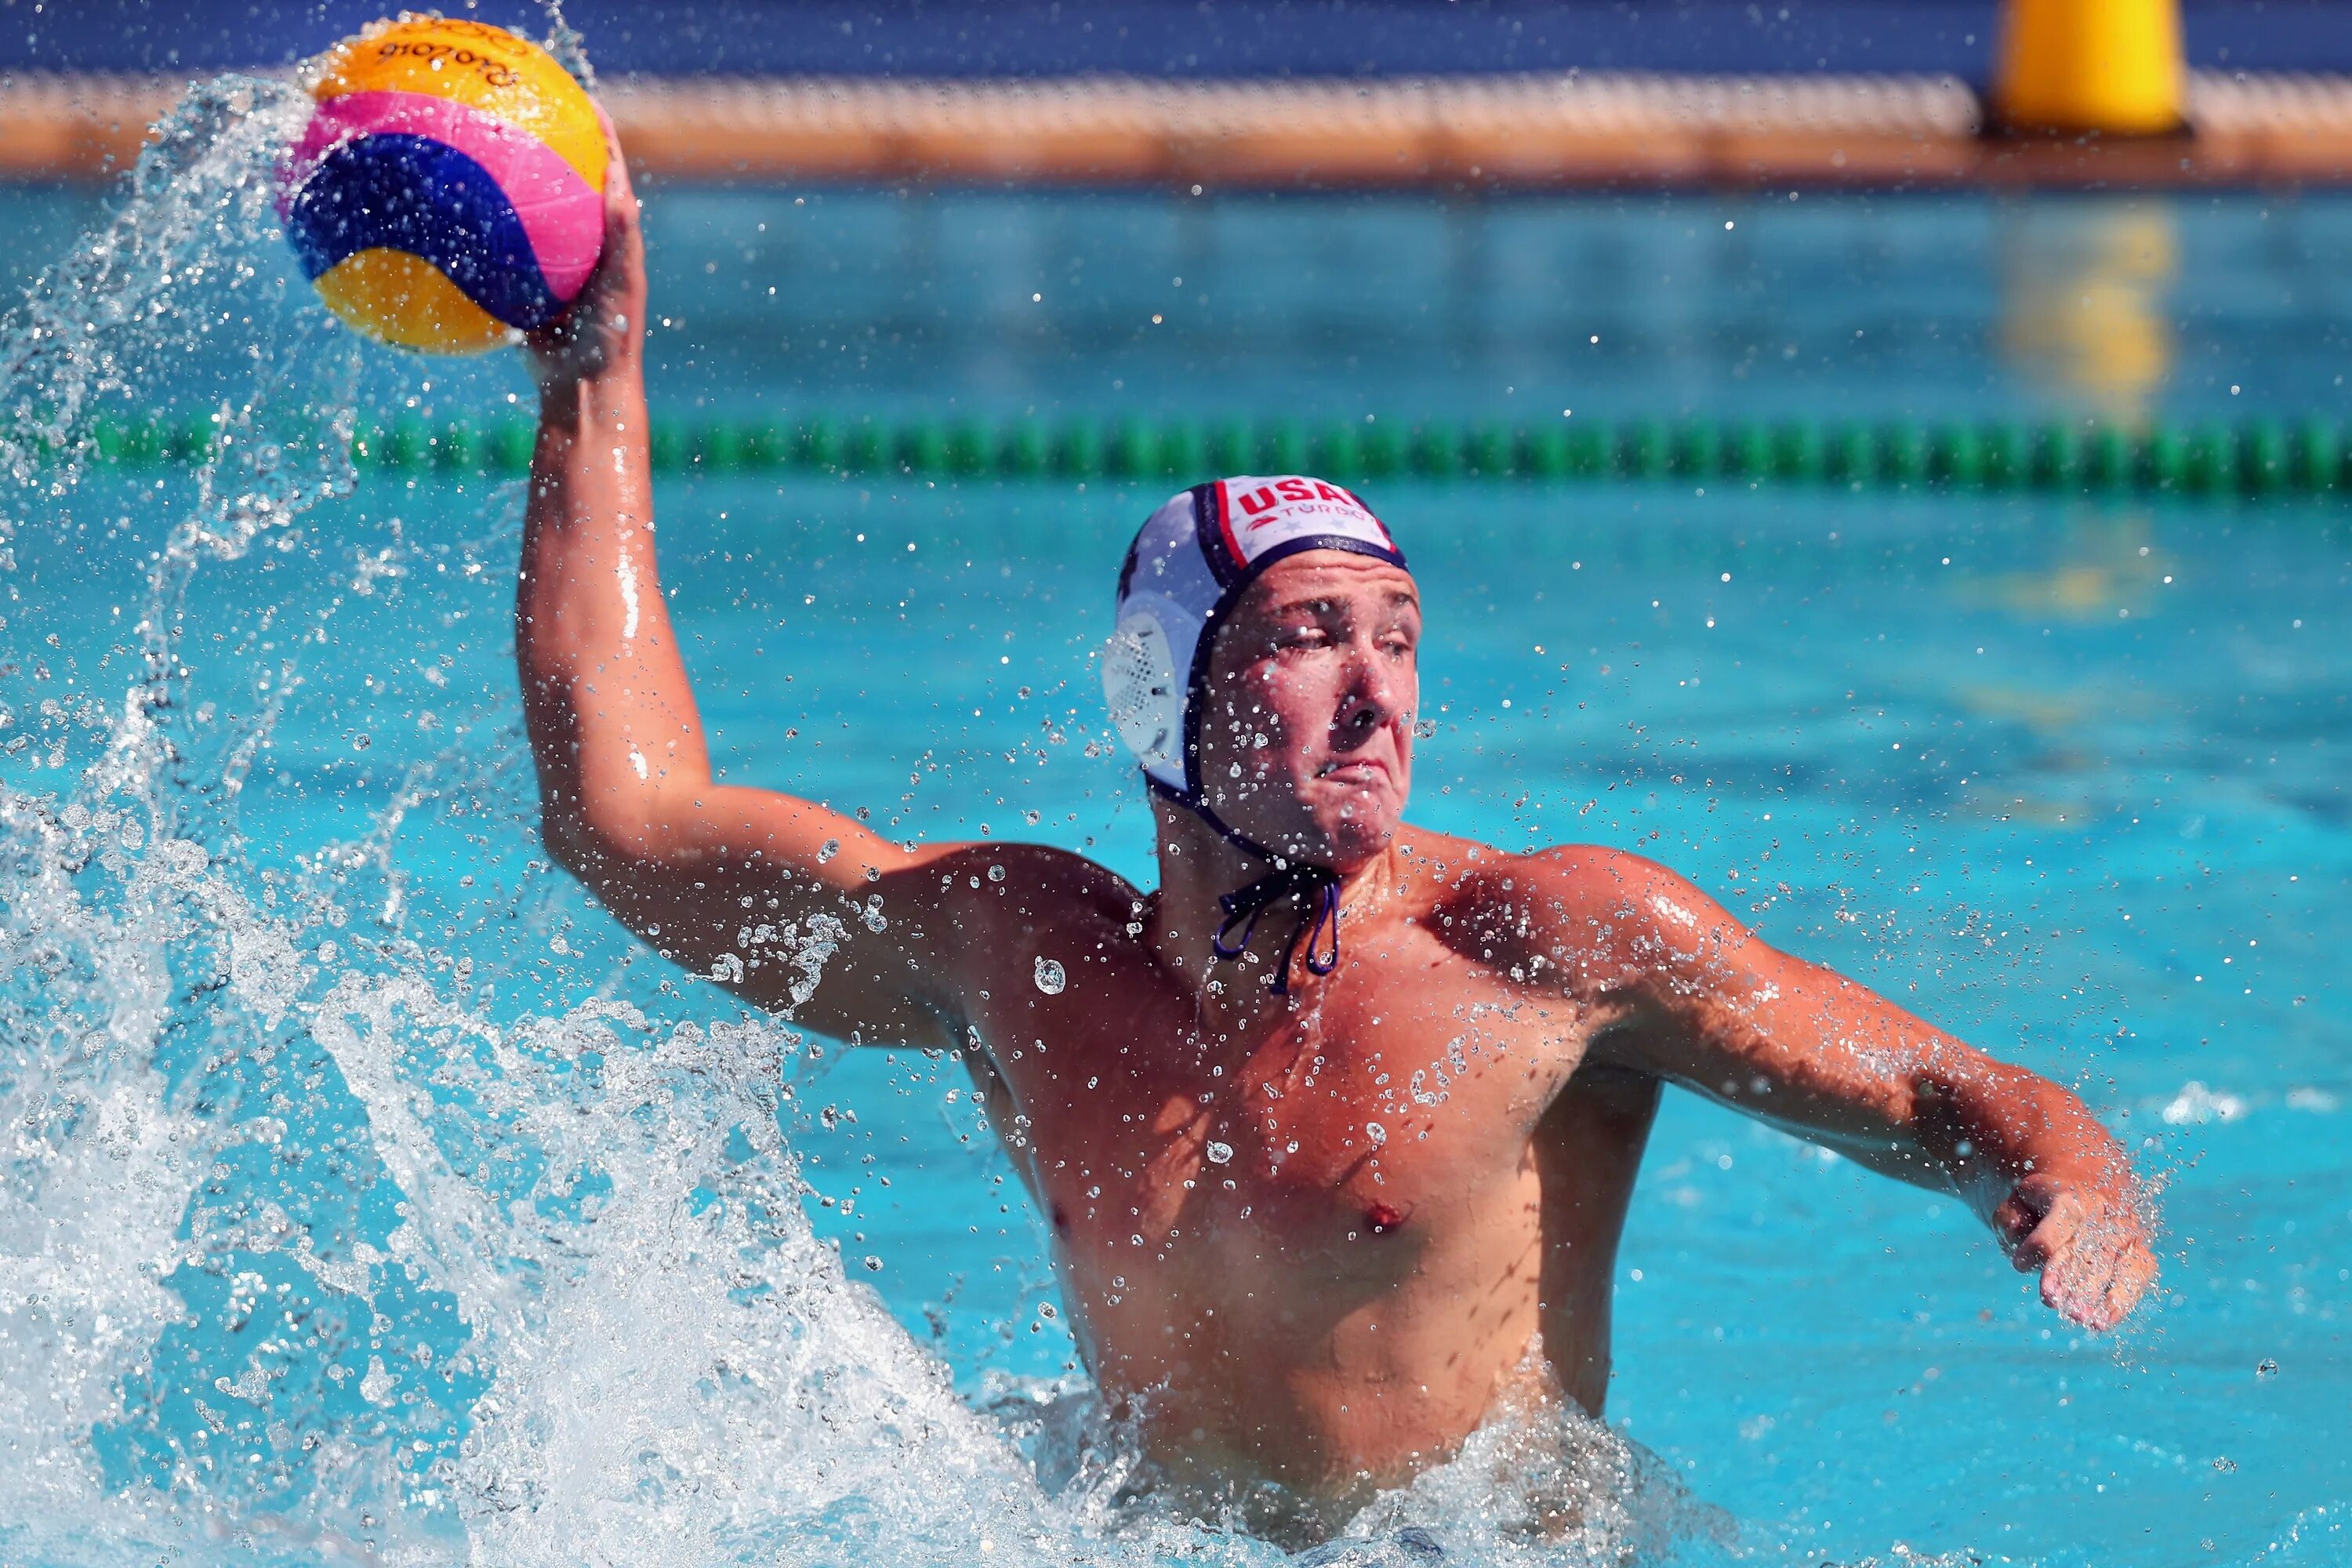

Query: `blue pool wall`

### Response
(8, 1, 2352, 82)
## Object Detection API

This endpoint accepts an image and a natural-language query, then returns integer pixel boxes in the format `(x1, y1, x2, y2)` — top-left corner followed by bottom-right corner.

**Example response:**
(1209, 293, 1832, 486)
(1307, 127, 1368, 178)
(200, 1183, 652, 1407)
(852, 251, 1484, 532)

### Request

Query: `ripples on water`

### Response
(0, 74, 1769, 1568)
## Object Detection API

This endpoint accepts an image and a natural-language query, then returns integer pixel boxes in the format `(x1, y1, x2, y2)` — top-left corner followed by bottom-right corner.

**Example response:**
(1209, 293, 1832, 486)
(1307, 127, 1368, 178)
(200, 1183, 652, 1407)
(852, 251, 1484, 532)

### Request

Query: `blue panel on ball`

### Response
(285, 133, 563, 331)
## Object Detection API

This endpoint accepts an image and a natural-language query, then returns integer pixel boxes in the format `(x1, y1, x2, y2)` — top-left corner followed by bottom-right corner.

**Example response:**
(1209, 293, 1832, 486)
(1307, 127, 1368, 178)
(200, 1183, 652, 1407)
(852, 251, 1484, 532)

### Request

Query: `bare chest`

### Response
(990, 944, 1594, 1281)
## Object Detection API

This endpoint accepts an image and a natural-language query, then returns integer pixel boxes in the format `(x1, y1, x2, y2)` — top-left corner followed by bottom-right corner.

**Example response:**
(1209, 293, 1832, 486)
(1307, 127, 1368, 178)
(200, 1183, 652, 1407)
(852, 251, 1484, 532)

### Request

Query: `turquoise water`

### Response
(0, 77, 2347, 1566)
(618, 184, 2352, 423)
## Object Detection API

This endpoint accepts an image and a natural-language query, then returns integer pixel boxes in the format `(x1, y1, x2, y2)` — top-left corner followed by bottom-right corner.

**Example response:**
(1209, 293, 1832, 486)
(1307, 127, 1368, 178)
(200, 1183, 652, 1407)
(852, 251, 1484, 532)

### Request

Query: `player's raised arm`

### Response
(1512, 848, 2156, 1331)
(513, 120, 989, 1051)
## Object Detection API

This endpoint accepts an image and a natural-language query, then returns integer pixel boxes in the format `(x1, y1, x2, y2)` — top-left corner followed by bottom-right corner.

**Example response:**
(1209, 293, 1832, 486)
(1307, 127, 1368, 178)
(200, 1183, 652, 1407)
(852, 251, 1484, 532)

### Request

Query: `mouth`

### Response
(1315, 757, 1391, 786)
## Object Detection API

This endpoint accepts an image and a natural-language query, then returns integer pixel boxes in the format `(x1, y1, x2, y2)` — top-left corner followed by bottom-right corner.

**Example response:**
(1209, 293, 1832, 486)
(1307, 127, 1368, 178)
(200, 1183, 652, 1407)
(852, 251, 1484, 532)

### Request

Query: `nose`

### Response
(1332, 637, 1403, 745)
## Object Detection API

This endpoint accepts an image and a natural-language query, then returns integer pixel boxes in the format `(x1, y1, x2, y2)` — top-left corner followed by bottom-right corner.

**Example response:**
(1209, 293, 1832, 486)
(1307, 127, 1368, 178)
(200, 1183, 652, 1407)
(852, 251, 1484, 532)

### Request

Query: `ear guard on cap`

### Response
(1103, 610, 1185, 786)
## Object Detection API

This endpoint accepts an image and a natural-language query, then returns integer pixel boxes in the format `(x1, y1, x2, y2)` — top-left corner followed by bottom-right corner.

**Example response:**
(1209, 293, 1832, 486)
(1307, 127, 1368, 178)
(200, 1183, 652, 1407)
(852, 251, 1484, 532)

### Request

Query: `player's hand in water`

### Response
(526, 105, 642, 387)
(1993, 1159, 2158, 1331)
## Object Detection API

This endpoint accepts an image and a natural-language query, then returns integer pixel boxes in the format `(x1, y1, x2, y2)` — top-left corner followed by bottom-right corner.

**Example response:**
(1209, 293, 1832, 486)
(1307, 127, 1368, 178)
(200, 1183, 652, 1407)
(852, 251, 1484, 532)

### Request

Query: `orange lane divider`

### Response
(3, 71, 2350, 188)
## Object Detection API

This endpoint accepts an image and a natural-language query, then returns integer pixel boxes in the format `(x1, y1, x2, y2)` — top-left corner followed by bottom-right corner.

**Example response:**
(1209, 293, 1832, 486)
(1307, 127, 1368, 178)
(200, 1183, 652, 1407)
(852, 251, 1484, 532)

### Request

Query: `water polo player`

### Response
(514, 125, 2155, 1535)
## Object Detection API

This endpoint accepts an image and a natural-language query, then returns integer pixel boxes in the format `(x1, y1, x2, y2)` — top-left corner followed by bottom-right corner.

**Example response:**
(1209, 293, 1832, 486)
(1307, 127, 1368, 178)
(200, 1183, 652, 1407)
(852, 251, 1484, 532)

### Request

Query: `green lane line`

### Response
(37, 413, 2352, 499)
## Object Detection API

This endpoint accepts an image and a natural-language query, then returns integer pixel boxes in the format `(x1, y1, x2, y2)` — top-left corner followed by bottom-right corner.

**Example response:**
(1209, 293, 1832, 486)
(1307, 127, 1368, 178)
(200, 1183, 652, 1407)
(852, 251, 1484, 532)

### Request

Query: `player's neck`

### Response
(1149, 802, 1279, 949)
(1145, 797, 1394, 987)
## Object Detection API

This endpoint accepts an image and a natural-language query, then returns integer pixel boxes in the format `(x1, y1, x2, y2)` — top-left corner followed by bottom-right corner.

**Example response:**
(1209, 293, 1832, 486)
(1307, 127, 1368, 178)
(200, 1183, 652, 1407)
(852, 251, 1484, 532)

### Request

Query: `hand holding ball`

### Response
(281, 17, 607, 354)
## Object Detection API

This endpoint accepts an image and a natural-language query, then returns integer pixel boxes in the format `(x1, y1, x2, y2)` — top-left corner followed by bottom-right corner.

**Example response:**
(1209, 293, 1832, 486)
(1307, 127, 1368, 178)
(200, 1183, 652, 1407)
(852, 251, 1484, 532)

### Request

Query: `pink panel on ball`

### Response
(284, 90, 604, 302)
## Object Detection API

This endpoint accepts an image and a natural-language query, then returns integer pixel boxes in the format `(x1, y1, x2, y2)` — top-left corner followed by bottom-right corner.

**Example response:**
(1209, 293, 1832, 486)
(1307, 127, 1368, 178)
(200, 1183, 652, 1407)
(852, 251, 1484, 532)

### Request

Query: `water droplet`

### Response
(1033, 957, 1065, 994)
(862, 1255, 883, 1272)
(2257, 1359, 2279, 1377)
(1205, 1141, 1233, 1165)
(1365, 1121, 1388, 1145)
(988, 864, 1005, 882)
(358, 1356, 397, 1406)
(817, 839, 840, 863)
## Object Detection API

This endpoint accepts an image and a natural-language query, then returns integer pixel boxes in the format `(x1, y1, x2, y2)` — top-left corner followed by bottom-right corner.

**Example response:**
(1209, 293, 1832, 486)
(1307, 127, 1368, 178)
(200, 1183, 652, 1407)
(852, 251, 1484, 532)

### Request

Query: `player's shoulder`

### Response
(1515, 844, 1751, 971)
(1406, 833, 1726, 956)
(900, 838, 1143, 938)
(1517, 842, 1693, 904)
(907, 840, 1175, 1047)
(1397, 826, 1687, 909)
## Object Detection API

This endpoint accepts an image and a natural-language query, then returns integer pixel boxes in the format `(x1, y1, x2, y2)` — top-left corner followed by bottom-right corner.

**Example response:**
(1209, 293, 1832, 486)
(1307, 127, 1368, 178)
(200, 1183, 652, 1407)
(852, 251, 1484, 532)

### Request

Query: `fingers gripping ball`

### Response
(280, 17, 607, 354)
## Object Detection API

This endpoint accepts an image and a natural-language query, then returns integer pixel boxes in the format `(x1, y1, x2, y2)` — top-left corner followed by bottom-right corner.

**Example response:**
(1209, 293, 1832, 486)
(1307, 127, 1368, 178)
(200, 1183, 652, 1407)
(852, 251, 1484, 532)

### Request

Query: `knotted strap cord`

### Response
(1211, 862, 1342, 996)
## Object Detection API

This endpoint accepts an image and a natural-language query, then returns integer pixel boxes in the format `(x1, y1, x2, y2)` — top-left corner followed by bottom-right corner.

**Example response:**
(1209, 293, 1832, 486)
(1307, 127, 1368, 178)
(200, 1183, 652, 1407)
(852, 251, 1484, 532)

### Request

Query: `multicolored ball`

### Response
(280, 17, 608, 354)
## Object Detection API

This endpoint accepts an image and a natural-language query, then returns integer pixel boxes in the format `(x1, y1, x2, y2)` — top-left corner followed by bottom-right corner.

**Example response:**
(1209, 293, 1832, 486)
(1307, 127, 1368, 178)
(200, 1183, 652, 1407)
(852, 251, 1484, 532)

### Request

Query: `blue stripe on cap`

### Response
(284, 133, 564, 331)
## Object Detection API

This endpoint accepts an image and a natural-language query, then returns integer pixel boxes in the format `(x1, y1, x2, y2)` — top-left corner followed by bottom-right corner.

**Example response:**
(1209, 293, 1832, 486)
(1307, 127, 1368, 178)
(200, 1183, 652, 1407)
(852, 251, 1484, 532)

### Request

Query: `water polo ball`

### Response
(281, 17, 608, 354)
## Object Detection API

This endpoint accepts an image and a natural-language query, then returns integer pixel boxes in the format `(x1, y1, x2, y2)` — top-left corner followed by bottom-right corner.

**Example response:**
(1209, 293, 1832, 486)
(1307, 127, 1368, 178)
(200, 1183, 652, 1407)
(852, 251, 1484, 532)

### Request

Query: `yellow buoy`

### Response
(1993, 0, 2184, 136)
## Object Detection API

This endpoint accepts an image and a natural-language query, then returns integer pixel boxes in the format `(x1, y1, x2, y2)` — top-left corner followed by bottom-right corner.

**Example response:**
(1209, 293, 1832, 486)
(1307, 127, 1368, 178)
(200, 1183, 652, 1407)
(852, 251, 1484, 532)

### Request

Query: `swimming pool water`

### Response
(615, 183, 2352, 426)
(0, 78, 2346, 1566)
(13, 179, 2351, 427)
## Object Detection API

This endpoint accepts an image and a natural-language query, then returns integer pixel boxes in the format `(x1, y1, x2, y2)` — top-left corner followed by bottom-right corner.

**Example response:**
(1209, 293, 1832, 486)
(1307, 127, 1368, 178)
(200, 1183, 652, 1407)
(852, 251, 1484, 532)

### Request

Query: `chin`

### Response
(1215, 764, 1408, 869)
(1308, 786, 1406, 867)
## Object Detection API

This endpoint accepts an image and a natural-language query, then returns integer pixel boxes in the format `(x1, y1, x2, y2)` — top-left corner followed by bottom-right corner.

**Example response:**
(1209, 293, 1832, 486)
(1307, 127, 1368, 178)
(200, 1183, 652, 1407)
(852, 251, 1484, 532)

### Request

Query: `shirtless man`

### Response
(516, 131, 2155, 1535)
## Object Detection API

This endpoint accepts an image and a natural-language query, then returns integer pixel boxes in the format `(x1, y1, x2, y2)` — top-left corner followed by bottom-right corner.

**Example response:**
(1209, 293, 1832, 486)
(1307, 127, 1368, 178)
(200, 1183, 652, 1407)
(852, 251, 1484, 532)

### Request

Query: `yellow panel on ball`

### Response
(309, 16, 607, 191)
(314, 248, 520, 355)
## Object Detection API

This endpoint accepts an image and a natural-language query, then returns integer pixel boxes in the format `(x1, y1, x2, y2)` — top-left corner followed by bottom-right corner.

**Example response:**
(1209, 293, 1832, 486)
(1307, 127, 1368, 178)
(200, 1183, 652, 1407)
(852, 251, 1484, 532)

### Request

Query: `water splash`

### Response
(537, 1, 599, 89)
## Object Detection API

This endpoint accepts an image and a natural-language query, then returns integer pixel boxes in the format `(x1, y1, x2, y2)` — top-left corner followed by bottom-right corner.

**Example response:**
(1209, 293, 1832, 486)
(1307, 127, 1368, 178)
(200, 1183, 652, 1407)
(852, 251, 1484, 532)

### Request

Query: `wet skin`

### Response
(514, 124, 2158, 1527)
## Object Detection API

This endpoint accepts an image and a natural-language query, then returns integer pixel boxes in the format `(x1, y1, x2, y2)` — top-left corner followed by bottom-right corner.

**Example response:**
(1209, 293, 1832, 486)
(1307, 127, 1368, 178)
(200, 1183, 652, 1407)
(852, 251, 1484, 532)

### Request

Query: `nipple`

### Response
(1364, 1202, 1405, 1234)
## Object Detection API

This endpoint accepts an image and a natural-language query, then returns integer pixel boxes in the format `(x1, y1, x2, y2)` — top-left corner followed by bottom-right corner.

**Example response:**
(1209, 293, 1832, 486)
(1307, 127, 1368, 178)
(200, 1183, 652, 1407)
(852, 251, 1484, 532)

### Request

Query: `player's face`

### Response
(1196, 551, 1421, 870)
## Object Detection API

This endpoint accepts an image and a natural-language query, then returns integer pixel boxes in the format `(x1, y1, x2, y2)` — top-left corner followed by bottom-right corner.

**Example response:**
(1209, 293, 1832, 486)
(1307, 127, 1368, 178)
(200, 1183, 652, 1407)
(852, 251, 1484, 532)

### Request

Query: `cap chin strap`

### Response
(1147, 775, 1341, 996)
(1213, 865, 1341, 998)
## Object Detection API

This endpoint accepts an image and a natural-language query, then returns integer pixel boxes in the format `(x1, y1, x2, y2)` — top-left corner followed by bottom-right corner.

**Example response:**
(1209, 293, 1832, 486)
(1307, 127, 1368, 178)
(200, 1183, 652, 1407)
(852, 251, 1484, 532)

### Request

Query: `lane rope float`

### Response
(53, 412, 2352, 499)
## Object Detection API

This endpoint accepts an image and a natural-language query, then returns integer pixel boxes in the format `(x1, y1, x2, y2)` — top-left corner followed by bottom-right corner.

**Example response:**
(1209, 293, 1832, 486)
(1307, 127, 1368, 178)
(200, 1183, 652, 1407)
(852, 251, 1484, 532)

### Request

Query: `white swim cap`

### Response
(1104, 474, 1406, 804)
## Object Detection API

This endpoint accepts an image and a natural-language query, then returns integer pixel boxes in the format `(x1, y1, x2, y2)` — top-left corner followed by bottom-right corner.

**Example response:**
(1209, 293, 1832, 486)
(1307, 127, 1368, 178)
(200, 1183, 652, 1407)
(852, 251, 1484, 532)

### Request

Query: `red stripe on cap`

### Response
(1213, 480, 1251, 569)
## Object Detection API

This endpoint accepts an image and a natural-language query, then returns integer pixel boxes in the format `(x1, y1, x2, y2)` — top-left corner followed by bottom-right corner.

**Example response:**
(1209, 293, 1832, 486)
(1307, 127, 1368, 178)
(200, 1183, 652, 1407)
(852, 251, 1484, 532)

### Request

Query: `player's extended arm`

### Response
(514, 118, 969, 1050)
(1522, 849, 2156, 1331)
